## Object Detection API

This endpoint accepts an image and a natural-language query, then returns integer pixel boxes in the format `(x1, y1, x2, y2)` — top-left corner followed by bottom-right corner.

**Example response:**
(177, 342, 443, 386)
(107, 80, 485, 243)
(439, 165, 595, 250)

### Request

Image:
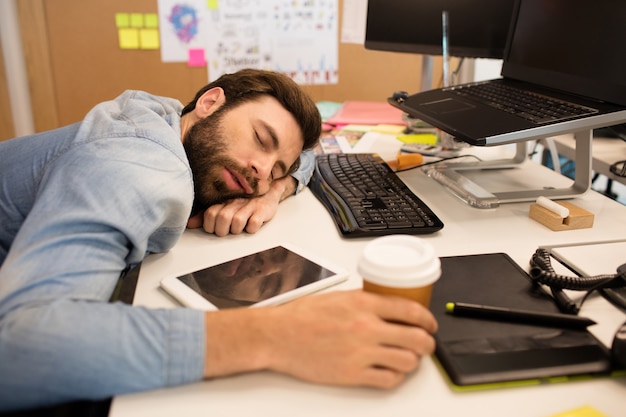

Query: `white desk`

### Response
(110, 144, 626, 417)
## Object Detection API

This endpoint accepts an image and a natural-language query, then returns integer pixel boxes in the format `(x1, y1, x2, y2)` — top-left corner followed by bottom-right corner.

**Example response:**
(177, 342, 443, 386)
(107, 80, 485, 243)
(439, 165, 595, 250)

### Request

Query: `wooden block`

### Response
(529, 201, 594, 231)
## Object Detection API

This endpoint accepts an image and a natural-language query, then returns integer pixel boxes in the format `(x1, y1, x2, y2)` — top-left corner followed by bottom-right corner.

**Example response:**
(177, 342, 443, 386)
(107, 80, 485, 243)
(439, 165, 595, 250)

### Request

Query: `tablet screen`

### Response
(175, 245, 337, 309)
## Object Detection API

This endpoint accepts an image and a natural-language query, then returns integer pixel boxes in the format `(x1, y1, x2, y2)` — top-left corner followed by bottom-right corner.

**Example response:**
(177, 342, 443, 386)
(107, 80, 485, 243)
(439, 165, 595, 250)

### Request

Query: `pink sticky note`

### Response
(188, 48, 206, 67)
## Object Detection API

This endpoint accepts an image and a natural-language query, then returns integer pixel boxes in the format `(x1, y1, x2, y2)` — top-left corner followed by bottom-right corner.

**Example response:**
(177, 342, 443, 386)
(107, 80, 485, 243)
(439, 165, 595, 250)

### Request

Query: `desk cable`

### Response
(609, 159, 626, 178)
(529, 248, 626, 314)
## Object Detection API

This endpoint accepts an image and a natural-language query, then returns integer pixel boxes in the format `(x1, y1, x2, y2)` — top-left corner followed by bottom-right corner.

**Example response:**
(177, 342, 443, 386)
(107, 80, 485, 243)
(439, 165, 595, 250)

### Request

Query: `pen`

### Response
(445, 302, 596, 329)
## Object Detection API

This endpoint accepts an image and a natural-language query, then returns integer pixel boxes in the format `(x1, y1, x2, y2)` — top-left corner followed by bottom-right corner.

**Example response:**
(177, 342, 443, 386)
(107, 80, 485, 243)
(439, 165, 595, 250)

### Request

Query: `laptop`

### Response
(389, 0, 626, 146)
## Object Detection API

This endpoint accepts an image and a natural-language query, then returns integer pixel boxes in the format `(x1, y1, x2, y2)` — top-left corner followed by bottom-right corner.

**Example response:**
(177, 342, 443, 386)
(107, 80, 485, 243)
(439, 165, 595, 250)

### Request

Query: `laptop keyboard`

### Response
(450, 82, 598, 124)
(309, 153, 444, 238)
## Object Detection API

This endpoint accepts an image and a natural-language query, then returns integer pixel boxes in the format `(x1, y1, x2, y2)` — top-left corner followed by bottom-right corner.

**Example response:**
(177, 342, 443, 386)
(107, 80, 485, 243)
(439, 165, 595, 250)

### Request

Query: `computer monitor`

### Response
(365, 0, 515, 91)
(364, 0, 515, 59)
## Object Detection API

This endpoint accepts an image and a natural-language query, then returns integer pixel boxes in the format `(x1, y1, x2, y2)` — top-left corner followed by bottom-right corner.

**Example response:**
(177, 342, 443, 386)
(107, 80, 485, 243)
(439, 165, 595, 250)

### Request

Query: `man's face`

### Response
(183, 95, 304, 215)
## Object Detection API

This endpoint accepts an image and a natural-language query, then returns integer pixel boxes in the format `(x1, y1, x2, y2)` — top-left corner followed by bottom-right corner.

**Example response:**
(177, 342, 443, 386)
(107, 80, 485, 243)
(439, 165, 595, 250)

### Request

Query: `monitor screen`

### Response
(365, 0, 515, 59)
(502, 0, 626, 106)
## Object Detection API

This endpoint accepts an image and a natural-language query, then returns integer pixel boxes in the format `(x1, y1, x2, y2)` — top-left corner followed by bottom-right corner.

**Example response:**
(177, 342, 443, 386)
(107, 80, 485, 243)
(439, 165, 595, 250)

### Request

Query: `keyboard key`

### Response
(451, 82, 598, 124)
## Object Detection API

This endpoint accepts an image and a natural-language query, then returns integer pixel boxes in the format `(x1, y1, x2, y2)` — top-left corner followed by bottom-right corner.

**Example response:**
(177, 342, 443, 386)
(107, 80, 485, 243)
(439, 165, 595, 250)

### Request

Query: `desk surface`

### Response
(110, 144, 626, 417)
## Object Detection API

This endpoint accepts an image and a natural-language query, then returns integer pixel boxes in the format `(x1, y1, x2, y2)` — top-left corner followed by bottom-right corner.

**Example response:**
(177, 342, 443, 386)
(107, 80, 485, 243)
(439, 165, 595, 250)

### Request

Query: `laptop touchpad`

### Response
(420, 98, 474, 114)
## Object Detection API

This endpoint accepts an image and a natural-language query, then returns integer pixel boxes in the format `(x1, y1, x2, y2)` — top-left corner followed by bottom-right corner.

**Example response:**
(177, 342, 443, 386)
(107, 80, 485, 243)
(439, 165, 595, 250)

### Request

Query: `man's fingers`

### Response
(213, 200, 253, 236)
(371, 293, 438, 335)
(361, 367, 407, 389)
(202, 200, 246, 236)
(186, 212, 204, 229)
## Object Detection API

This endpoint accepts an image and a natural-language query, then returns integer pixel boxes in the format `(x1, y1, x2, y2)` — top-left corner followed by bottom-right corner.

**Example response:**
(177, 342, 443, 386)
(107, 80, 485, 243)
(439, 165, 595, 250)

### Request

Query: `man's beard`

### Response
(183, 108, 259, 216)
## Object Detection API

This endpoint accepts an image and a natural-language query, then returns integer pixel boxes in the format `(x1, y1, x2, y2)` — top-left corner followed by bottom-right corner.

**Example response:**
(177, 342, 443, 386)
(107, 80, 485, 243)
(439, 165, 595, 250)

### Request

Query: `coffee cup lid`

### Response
(357, 235, 440, 288)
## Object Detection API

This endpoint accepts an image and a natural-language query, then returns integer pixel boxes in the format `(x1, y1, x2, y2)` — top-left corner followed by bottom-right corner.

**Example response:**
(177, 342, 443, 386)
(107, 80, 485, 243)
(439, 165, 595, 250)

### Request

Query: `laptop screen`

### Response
(502, 0, 626, 106)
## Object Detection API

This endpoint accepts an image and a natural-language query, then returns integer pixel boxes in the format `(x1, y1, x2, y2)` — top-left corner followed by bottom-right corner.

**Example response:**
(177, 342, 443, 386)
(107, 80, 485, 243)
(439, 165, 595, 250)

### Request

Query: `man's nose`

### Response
(250, 158, 274, 194)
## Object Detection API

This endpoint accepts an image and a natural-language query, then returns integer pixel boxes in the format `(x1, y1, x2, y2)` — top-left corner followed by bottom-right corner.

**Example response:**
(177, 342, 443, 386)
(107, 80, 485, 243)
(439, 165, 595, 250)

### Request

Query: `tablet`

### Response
(160, 243, 348, 310)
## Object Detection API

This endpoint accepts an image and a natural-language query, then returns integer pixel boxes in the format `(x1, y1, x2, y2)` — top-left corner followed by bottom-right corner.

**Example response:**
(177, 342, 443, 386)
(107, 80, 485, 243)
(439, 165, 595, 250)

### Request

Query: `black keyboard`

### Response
(309, 153, 444, 238)
(450, 82, 598, 124)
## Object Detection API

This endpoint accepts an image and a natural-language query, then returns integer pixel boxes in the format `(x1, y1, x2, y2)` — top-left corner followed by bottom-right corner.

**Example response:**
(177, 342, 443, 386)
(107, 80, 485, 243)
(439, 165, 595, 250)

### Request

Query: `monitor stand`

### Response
(420, 129, 592, 209)
(420, 56, 434, 92)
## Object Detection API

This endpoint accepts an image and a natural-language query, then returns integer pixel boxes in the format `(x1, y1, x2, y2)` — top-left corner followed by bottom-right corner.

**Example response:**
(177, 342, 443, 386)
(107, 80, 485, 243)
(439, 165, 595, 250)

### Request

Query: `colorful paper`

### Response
(118, 28, 140, 49)
(188, 48, 206, 67)
(140, 29, 160, 50)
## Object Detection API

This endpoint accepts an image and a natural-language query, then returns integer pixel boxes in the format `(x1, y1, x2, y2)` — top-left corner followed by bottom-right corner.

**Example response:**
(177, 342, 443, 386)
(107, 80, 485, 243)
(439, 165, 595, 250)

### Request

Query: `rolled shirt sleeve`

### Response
(0, 91, 206, 411)
(291, 148, 316, 194)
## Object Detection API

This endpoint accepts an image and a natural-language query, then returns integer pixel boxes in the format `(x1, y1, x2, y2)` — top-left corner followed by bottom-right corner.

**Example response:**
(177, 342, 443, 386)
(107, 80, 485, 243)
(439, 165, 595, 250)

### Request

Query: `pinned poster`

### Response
(158, 0, 211, 62)
(157, 0, 339, 85)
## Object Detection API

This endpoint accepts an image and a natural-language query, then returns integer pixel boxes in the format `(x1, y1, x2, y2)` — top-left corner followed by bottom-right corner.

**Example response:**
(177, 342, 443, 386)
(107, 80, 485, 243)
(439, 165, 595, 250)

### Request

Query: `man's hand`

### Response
(187, 176, 298, 236)
(202, 290, 438, 389)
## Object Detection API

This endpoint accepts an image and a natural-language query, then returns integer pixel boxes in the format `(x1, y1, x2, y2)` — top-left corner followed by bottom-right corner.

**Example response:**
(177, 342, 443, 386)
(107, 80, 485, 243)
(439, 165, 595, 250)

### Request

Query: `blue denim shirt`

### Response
(0, 90, 315, 411)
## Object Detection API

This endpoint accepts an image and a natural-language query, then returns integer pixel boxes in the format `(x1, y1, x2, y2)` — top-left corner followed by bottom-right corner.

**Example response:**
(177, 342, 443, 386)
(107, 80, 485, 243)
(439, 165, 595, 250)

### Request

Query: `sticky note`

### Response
(338, 124, 372, 133)
(371, 124, 406, 134)
(188, 48, 206, 67)
(115, 13, 130, 28)
(139, 29, 160, 50)
(397, 133, 438, 145)
(545, 405, 608, 417)
(144, 13, 158, 28)
(207, 0, 219, 9)
(118, 28, 140, 49)
(130, 13, 144, 28)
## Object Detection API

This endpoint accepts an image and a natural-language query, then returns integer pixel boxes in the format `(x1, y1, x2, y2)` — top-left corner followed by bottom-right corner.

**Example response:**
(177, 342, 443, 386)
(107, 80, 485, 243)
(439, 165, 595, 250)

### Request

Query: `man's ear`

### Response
(195, 87, 226, 118)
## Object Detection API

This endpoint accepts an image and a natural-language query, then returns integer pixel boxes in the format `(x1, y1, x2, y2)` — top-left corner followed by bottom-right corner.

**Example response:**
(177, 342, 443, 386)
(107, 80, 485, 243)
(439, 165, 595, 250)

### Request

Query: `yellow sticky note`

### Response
(207, 0, 219, 9)
(130, 13, 144, 28)
(115, 13, 129, 28)
(118, 28, 139, 49)
(139, 28, 160, 50)
(397, 133, 438, 145)
(144, 13, 158, 28)
(546, 405, 608, 417)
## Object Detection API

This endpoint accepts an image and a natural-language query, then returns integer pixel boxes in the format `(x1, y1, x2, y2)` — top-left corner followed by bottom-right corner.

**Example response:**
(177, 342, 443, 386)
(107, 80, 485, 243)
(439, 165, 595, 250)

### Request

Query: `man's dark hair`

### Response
(181, 69, 321, 151)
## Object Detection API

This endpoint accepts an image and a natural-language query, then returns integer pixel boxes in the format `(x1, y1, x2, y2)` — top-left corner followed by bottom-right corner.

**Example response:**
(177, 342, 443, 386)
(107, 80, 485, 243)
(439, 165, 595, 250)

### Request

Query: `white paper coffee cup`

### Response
(358, 235, 441, 307)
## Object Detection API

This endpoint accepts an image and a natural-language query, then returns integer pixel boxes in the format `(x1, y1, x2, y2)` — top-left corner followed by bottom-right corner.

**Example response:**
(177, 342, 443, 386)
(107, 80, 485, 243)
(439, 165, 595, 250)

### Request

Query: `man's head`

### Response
(180, 69, 321, 216)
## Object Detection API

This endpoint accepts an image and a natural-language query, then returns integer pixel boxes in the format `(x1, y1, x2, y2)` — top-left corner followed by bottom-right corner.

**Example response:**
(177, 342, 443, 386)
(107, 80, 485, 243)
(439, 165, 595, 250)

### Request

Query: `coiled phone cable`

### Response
(529, 248, 626, 314)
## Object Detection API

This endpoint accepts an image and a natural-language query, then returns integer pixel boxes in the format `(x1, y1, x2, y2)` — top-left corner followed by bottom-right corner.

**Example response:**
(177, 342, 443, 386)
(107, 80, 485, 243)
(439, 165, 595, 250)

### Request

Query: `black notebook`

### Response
(431, 253, 613, 388)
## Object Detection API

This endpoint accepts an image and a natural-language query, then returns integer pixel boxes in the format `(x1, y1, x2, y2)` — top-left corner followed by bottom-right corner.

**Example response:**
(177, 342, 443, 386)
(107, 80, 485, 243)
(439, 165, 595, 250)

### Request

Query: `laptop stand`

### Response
(421, 129, 592, 208)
